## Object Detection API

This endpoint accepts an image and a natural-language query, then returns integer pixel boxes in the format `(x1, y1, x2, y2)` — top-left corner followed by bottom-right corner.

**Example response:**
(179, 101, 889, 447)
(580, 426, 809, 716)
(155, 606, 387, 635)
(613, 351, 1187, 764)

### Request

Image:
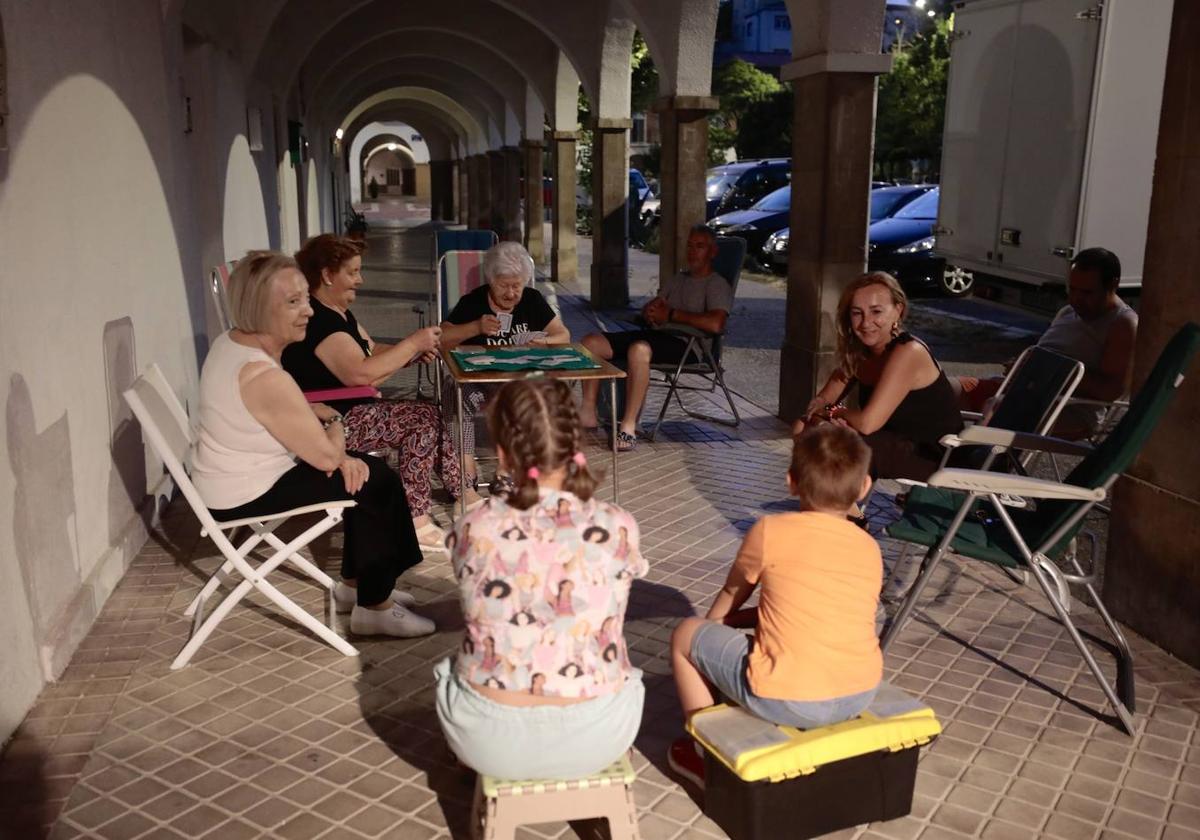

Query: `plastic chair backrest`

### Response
(123, 364, 221, 536)
(437, 250, 488, 321)
(988, 346, 1085, 437)
(435, 230, 497, 265)
(210, 260, 237, 332)
(1027, 321, 1200, 549)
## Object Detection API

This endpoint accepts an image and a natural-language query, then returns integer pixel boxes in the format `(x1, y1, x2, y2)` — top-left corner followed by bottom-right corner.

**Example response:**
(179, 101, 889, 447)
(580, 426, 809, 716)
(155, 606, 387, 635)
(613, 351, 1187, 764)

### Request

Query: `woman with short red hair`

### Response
(283, 234, 482, 551)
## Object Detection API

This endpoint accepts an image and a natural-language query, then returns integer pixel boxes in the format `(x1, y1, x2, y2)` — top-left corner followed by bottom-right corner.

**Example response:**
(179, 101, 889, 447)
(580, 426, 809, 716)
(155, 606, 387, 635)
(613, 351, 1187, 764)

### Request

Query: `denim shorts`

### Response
(690, 622, 877, 729)
(433, 657, 644, 779)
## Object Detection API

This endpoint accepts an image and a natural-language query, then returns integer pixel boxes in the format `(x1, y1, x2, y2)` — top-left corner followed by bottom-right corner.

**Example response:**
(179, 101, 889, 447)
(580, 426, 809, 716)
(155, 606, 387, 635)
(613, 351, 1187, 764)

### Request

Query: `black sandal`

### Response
(615, 430, 638, 452)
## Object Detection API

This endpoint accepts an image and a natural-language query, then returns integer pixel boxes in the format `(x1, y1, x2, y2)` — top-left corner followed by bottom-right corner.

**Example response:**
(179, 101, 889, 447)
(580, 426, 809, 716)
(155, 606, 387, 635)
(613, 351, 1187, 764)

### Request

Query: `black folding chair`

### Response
(645, 236, 746, 441)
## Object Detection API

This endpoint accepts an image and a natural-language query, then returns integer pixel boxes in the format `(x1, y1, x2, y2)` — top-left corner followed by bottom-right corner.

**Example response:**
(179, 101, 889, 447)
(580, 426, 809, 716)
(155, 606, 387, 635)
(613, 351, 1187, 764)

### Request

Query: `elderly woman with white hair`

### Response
(440, 241, 570, 486)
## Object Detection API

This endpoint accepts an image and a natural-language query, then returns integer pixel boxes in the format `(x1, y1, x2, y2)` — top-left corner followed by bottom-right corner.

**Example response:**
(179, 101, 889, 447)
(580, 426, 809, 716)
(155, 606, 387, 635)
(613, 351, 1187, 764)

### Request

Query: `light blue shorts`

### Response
(433, 657, 644, 780)
(690, 622, 877, 729)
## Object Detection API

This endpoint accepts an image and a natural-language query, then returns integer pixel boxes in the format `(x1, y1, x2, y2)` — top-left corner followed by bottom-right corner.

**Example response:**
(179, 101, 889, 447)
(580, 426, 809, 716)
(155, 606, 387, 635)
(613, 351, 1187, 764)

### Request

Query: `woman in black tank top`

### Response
(792, 273, 962, 481)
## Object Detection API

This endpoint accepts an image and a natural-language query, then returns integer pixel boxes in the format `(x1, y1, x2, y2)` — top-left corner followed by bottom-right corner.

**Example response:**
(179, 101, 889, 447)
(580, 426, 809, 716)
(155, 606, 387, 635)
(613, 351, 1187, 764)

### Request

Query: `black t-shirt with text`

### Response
(446, 285, 556, 346)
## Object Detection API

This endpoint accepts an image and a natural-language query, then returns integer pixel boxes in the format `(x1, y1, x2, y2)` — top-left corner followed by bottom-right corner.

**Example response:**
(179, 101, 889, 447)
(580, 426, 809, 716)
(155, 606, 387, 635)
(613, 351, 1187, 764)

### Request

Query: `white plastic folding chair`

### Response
(123, 364, 358, 669)
(209, 260, 237, 332)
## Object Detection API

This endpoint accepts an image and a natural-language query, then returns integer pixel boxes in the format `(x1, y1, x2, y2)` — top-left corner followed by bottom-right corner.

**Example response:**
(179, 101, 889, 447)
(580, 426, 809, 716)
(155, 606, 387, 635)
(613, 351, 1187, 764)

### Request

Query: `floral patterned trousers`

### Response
(344, 400, 461, 517)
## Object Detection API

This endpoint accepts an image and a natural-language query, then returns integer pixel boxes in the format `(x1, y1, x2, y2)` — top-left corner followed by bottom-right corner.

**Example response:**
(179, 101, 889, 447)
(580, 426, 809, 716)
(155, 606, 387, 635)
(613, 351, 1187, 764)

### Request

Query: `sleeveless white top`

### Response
(192, 333, 296, 510)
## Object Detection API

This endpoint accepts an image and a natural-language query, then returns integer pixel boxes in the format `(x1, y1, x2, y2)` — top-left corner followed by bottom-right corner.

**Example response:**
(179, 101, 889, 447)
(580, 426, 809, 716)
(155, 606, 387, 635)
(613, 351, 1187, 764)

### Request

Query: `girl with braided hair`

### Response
(433, 379, 647, 780)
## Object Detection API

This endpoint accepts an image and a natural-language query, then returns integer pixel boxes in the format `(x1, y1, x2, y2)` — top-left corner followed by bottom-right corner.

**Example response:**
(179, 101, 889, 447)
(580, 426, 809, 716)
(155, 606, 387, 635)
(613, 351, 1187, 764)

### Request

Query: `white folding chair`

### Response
(210, 261, 237, 332)
(123, 364, 358, 669)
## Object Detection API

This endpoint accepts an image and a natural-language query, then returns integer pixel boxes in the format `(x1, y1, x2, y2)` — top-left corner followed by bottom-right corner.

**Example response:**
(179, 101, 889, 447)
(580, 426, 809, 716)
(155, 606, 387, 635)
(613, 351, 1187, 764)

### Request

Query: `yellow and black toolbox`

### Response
(686, 682, 941, 840)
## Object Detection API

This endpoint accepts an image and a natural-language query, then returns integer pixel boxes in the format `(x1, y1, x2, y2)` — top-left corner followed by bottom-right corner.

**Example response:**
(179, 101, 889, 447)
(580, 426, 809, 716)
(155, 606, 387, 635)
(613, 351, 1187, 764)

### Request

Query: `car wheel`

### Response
(941, 265, 974, 297)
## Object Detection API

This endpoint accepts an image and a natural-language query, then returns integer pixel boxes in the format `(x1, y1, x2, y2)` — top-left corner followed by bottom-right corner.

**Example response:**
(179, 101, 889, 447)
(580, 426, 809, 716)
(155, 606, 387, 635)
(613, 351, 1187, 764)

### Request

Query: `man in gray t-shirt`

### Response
(580, 225, 733, 450)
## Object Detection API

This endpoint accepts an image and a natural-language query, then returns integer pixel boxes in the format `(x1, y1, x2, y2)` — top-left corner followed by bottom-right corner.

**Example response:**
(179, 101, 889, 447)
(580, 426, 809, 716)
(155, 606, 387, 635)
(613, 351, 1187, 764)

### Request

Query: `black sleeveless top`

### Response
(281, 298, 373, 413)
(857, 332, 963, 446)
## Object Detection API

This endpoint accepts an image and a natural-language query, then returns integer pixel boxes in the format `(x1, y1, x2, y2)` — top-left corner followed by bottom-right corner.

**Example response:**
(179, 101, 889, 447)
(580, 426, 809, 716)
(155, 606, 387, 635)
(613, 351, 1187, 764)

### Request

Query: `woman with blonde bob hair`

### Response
(791, 271, 962, 481)
(191, 251, 435, 639)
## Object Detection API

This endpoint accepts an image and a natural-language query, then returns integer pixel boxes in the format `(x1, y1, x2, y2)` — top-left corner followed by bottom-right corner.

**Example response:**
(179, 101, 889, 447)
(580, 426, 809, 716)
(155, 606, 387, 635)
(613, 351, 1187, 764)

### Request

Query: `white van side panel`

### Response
(1076, 0, 1174, 287)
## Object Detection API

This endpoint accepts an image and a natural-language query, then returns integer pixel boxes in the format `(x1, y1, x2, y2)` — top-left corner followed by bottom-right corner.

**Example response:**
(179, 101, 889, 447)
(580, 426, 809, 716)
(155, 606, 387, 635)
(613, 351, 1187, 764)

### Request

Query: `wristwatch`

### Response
(322, 413, 344, 430)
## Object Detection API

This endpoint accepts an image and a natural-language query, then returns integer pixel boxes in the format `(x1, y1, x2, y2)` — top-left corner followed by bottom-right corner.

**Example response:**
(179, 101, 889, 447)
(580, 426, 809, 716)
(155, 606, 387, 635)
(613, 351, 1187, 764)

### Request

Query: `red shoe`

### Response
(667, 736, 705, 790)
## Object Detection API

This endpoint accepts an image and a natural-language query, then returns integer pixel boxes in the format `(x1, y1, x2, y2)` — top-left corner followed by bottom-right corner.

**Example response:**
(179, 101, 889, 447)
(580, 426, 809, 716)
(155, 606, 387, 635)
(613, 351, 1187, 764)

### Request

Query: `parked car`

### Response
(705, 159, 790, 219)
(869, 184, 935, 222)
(760, 184, 935, 273)
(712, 159, 791, 218)
(762, 227, 789, 273)
(629, 169, 653, 202)
(867, 188, 975, 296)
(707, 185, 791, 261)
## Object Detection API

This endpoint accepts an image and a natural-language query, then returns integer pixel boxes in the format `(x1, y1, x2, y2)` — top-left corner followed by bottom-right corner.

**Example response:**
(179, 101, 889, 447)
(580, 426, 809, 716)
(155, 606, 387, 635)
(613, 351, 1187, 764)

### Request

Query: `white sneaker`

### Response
(415, 521, 449, 553)
(350, 602, 436, 638)
(333, 581, 416, 614)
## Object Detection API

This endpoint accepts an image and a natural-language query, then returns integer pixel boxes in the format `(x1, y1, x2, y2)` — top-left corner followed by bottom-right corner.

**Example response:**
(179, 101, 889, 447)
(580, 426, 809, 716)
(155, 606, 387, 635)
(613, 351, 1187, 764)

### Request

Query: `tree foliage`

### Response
(874, 17, 951, 180)
(713, 59, 783, 125)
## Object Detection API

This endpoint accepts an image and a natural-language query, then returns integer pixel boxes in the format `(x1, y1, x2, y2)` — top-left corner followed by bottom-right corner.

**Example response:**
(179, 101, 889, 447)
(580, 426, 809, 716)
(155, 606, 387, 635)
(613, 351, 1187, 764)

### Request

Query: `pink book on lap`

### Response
(302, 385, 380, 403)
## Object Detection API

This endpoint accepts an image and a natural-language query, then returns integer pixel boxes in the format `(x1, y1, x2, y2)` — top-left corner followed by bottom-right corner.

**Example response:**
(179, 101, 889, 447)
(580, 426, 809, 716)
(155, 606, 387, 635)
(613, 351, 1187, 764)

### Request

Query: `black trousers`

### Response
(861, 430, 944, 483)
(208, 453, 422, 606)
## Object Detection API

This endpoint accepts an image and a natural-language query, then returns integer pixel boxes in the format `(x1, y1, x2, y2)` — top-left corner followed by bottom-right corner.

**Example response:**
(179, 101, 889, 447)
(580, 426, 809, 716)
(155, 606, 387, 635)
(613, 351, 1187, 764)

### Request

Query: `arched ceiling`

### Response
(350, 120, 451, 162)
(177, 0, 725, 131)
(341, 87, 485, 152)
(308, 31, 530, 127)
(344, 103, 465, 159)
(329, 60, 509, 139)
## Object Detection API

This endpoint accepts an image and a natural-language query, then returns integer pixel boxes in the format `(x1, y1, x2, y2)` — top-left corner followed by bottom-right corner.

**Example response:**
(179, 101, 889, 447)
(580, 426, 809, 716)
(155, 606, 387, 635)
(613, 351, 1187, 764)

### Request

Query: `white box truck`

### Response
(935, 0, 1174, 292)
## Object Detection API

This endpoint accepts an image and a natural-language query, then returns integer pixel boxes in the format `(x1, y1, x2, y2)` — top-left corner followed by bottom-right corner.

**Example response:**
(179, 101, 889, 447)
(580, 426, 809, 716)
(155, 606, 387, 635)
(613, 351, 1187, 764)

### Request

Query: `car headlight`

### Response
(723, 223, 757, 234)
(772, 232, 789, 251)
(895, 236, 935, 254)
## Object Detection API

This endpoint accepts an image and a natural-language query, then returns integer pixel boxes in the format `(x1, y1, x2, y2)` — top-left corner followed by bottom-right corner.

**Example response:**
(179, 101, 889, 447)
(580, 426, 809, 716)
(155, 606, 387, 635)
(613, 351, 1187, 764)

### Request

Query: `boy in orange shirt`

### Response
(667, 425, 883, 789)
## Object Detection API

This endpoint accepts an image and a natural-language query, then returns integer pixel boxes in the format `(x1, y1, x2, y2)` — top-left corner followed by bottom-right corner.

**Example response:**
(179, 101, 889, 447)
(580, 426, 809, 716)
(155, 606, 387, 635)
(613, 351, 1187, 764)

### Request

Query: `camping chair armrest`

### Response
(927, 468, 1107, 502)
(1067, 397, 1130, 409)
(944, 425, 1096, 457)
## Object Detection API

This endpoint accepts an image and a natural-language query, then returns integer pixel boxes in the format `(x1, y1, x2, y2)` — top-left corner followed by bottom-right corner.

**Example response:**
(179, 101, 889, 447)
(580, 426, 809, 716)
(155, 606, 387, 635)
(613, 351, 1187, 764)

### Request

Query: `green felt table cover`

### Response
(451, 346, 601, 372)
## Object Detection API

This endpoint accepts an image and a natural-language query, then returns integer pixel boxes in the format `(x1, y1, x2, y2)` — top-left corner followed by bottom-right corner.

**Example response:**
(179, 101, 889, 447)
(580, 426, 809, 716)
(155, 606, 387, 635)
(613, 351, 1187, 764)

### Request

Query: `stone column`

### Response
(453, 159, 467, 225)
(779, 57, 890, 421)
(654, 96, 719, 279)
(522, 139, 546, 263)
(429, 160, 453, 221)
(589, 118, 631, 309)
(488, 150, 505, 234)
(502, 145, 523, 241)
(551, 131, 577, 283)
(1105, 0, 1200, 668)
(473, 153, 492, 230)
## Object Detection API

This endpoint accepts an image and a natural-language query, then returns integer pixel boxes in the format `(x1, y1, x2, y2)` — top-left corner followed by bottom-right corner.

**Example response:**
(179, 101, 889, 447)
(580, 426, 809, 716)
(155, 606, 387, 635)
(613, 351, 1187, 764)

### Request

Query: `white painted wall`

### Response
(0, 0, 208, 743)
(0, 0, 283, 744)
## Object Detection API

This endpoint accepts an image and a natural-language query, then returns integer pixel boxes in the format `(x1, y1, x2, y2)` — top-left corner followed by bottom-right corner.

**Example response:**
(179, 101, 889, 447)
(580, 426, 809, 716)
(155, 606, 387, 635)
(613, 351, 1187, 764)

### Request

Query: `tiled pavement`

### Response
(3, 222, 1199, 839)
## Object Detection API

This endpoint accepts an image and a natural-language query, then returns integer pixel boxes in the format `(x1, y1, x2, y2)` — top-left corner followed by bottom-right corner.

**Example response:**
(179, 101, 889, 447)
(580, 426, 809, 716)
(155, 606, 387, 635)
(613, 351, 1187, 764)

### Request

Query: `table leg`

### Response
(610, 379, 619, 504)
(457, 384, 467, 519)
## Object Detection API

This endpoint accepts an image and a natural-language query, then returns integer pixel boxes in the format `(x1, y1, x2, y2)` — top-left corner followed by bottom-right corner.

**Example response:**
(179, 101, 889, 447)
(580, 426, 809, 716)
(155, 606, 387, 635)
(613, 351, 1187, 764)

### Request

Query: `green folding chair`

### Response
(880, 322, 1200, 735)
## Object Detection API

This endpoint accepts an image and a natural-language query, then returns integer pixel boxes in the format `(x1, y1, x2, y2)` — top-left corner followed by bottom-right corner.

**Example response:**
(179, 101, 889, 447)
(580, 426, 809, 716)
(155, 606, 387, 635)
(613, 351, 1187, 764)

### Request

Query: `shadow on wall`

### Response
(104, 317, 151, 545)
(6, 374, 81, 652)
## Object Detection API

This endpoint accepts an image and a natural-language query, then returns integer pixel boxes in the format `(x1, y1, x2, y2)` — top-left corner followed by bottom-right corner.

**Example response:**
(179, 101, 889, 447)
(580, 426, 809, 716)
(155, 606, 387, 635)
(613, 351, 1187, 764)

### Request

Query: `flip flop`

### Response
(615, 430, 638, 452)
